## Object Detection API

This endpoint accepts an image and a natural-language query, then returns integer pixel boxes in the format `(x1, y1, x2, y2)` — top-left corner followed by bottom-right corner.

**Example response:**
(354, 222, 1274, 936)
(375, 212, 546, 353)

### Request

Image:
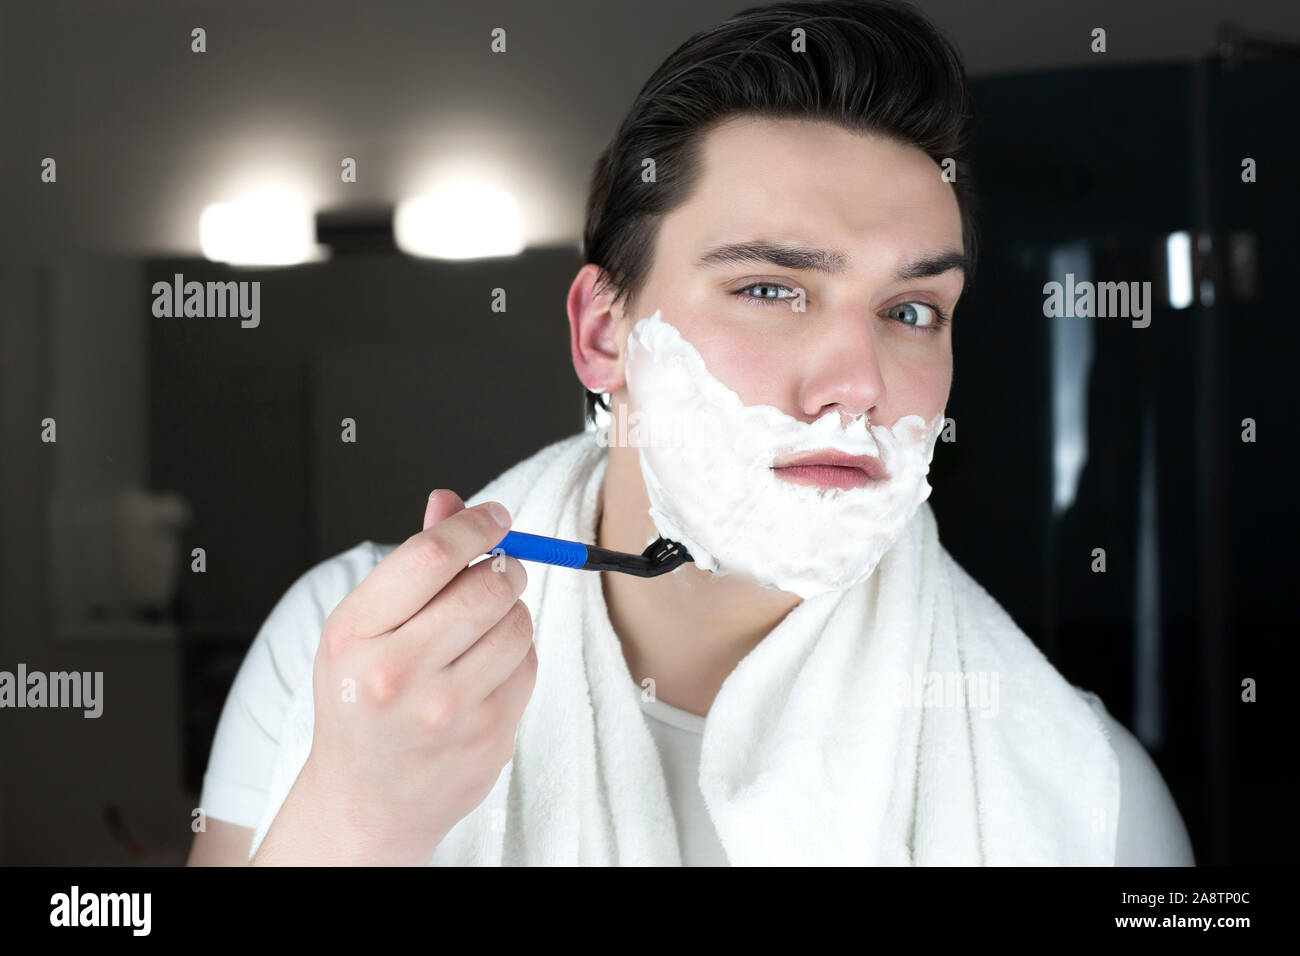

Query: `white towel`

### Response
(248, 430, 1119, 865)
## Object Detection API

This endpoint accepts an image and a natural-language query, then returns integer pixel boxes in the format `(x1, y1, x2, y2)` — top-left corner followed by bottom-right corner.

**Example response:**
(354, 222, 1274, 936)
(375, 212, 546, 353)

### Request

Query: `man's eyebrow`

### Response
(695, 240, 847, 274)
(894, 249, 969, 282)
(694, 240, 968, 282)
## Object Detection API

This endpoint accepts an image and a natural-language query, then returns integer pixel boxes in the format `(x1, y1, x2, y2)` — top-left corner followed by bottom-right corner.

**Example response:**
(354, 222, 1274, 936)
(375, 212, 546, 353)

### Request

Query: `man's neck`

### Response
(596, 444, 802, 718)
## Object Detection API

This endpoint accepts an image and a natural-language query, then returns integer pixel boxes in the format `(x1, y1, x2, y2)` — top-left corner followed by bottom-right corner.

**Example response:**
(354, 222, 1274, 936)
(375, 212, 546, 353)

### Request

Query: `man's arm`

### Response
(186, 819, 254, 866)
(188, 541, 388, 864)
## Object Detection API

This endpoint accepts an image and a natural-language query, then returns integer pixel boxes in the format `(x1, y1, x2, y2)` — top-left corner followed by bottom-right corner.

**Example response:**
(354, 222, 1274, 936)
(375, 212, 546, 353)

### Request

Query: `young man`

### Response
(189, 0, 1194, 866)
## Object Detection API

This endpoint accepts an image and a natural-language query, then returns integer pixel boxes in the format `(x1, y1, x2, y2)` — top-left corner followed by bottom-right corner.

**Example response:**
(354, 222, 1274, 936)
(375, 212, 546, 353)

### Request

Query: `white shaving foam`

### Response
(623, 309, 945, 599)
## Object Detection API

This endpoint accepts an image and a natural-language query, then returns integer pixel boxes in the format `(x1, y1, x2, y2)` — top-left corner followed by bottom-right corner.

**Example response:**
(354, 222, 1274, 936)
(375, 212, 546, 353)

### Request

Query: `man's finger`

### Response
(333, 498, 512, 639)
(424, 488, 464, 531)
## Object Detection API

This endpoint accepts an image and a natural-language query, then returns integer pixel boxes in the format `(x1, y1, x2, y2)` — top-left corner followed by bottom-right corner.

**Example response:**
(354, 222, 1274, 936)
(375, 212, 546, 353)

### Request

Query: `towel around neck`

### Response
(248, 430, 1120, 865)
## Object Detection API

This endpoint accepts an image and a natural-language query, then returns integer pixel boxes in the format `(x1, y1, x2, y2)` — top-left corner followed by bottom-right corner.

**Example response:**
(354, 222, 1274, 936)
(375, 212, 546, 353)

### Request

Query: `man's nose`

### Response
(796, 309, 886, 418)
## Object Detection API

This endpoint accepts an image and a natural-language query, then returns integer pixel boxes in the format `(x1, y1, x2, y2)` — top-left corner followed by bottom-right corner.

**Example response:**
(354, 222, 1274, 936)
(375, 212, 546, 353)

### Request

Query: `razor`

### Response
(487, 531, 693, 578)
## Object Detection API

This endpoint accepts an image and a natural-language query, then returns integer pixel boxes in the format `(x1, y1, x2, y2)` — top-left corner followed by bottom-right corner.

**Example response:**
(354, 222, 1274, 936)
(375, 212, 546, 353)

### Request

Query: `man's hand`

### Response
(252, 491, 536, 865)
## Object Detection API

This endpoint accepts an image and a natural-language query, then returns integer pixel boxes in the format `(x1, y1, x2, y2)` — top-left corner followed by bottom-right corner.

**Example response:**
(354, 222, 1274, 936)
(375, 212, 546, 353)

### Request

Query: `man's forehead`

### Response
(677, 128, 961, 248)
(652, 121, 964, 283)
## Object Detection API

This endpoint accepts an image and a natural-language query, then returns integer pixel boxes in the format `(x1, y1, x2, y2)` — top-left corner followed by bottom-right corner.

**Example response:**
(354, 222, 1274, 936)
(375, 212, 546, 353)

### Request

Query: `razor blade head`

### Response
(639, 536, 693, 575)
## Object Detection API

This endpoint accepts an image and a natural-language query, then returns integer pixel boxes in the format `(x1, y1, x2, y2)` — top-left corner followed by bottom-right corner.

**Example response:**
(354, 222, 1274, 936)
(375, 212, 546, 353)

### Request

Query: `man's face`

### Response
(608, 115, 964, 429)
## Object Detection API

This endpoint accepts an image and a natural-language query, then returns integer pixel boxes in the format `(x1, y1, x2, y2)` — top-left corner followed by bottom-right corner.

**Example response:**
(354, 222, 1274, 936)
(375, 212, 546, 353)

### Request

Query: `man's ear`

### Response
(567, 263, 627, 394)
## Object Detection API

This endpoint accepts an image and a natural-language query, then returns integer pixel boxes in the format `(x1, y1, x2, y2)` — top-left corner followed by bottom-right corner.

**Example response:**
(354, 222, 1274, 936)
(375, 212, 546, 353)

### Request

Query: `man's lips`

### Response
(771, 449, 886, 490)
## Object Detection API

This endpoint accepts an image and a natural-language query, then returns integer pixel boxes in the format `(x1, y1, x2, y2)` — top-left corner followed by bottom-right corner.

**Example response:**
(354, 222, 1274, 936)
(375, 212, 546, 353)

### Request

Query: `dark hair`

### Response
(579, 0, 980, 426)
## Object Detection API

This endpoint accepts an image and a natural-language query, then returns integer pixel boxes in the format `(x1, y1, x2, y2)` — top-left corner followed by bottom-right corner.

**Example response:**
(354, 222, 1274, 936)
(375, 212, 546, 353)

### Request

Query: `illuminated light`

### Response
(394, 182, 524, 259)
(1165, 231, 1192, 309)
(199, 191, 320, 266)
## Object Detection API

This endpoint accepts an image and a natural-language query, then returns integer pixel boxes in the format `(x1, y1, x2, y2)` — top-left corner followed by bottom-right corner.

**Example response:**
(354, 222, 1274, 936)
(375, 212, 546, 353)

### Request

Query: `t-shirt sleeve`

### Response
(1094, 705, 1197, 866)
(197, 540, 389, 828)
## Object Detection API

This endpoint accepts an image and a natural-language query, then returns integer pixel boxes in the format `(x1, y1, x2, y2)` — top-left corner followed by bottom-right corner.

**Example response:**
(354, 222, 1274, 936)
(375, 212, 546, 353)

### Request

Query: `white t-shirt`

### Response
(200, 540, 1196, 866)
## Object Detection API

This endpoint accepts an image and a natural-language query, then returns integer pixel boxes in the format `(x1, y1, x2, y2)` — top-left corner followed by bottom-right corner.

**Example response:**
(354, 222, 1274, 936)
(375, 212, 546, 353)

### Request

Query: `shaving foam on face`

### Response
(622, 309, 945, 599)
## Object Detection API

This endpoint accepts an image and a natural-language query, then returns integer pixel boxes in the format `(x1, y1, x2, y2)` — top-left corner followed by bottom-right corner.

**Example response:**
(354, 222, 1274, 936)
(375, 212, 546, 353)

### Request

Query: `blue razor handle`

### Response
(487, 530, 692, 578)
(490, 530, 587, 568)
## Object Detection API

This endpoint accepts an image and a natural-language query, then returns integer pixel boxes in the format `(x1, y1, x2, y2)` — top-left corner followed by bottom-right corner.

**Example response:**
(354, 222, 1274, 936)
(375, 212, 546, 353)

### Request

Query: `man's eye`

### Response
(731, 285, 951, 332)
(886, 302, 948, 330)
(733, 282, 798, 303)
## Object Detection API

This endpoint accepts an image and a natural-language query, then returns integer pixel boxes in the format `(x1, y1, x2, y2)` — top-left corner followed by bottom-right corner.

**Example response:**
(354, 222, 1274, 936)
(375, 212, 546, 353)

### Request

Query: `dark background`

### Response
(0, 0, 1295, 865)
